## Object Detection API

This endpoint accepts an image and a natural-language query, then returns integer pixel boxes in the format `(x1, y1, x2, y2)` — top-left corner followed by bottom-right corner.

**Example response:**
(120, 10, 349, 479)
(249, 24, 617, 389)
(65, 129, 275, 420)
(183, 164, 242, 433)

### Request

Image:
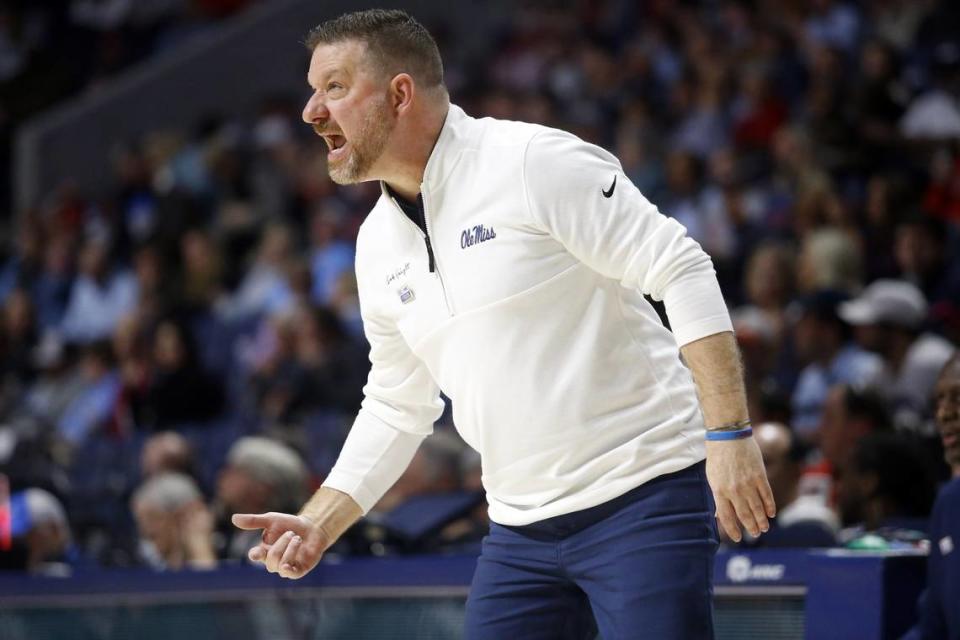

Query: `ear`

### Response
(389, 73, 416, 115)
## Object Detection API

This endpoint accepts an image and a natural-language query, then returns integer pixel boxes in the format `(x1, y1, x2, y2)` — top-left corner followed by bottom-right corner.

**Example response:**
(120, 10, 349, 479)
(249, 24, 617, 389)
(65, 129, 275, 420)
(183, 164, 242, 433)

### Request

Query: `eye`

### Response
(326, 82, 344, 93)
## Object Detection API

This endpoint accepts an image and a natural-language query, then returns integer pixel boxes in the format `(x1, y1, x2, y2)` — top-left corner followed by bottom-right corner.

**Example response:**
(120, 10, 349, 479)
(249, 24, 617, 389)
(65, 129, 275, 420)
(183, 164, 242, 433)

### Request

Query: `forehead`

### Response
(307, 39, 370, 84)
(937, 365, 960, 390)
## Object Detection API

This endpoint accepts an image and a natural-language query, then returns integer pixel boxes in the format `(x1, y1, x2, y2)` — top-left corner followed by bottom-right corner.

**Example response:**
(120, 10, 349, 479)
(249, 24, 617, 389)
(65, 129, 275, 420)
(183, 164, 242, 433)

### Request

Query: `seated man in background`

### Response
(131, 472, 217, 571)
(750, 422, 838, 547)
(0, 488, 75, 574)
(905, 355, 960, 639)
(818, 382, 893, 481)
(214, 437, 308, 562)
(839, 279, 955, 433)
(836, 431, 936, 546)
(790, 289, 884, 439)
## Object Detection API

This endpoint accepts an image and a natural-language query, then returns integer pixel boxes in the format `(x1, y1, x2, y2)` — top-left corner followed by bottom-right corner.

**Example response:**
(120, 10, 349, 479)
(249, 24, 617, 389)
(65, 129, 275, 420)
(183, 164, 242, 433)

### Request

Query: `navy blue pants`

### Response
(464, 461, 718, 640)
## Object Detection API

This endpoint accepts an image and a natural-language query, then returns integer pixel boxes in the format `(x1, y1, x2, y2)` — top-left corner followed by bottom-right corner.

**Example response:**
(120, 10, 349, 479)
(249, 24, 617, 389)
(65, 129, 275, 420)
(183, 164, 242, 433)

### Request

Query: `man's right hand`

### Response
(232, 487, 363, 580)
(231, 512, 329, 580)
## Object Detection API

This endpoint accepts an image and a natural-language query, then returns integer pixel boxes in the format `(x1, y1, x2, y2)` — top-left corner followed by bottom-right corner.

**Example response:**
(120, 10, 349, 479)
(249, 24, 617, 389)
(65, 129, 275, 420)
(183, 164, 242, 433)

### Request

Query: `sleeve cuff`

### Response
(663, 274, 733, 347)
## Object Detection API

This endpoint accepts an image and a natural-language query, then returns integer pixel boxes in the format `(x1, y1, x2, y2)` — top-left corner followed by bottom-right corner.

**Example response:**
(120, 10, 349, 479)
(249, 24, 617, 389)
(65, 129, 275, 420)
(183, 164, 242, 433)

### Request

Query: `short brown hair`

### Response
(305, 9, 444, 88)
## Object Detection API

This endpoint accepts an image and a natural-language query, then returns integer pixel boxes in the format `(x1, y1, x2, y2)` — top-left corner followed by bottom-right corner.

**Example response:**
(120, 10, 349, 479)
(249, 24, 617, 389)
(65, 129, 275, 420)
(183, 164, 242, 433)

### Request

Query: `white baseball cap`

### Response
(838, 279, 927, 328)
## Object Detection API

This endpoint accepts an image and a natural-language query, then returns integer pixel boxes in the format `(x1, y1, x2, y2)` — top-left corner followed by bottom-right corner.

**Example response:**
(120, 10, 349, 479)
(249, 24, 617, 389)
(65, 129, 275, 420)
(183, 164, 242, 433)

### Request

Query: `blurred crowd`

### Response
(0, 0, 260, 212)
(2, 0, 960, 574)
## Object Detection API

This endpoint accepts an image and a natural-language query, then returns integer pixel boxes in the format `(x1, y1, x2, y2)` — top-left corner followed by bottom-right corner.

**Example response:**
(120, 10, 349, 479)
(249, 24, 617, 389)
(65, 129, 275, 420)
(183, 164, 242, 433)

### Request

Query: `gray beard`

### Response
(328, 96, 394, 184)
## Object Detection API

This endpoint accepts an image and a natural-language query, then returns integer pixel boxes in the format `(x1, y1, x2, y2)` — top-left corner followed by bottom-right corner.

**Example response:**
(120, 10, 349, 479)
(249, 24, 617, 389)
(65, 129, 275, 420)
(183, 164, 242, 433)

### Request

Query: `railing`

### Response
(0, 550, 926, 640)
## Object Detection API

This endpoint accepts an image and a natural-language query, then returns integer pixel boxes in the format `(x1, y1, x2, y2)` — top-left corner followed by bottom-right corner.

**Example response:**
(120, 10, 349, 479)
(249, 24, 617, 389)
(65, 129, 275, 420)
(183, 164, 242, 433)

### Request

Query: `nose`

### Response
(302, 92, 329, 125)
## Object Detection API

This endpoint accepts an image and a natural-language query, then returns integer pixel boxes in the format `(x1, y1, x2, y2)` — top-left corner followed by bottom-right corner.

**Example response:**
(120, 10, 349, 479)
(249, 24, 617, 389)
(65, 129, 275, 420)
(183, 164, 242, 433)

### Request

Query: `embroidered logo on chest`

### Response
(460, 224, 497, 249)
(398, 285, 415, 304)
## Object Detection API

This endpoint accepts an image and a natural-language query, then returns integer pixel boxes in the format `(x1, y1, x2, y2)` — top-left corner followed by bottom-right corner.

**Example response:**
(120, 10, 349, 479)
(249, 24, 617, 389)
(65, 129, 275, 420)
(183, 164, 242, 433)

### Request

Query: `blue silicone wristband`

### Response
(705, 426, 753, 441)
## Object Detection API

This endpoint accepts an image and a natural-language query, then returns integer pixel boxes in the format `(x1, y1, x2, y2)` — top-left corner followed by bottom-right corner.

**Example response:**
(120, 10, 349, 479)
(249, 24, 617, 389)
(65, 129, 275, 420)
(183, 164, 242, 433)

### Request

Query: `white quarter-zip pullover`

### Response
(322, 105, 733, 526)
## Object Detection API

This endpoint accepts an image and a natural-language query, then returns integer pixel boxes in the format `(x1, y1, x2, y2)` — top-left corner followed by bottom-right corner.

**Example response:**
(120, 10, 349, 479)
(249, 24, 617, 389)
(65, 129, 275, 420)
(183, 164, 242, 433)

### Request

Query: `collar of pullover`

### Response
(379, 103, 468, 199)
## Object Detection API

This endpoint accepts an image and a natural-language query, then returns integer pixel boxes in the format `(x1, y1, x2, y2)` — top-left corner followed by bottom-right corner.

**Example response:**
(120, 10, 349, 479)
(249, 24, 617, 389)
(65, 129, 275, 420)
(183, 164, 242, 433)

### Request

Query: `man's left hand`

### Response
(705, 438, 776, 542)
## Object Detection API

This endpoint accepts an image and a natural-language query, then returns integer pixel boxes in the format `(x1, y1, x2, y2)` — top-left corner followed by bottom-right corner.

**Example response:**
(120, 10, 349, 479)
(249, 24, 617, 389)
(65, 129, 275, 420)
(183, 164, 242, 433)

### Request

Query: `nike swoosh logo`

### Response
(602, 174, 617, 198)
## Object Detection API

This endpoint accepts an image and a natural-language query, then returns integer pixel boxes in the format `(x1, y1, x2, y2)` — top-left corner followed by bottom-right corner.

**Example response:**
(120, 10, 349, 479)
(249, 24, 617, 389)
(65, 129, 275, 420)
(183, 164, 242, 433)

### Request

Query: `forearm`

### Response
(297, 486, 363, 547)
(679, 330, 749, 428)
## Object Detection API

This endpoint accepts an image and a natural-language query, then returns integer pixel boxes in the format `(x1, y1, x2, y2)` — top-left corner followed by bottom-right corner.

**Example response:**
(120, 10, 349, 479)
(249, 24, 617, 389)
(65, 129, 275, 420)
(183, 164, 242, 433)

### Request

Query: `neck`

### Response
(381, 101, 448, 201)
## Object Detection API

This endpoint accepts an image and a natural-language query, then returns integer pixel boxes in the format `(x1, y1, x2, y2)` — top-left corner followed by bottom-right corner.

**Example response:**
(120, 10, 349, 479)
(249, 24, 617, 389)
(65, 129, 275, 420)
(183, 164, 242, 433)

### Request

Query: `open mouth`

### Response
(944, 431, 959, 449)
(322, 133, 348, 159)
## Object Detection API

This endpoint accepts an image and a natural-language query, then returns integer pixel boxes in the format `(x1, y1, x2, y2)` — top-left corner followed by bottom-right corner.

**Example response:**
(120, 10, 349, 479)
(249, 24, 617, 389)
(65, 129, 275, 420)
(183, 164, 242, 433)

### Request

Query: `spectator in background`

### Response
(140, 432, 196, 480)
(906, 355, 960, 639)
(861, 173, 909, 282)
(221, 222, 296, 321)
(803, 0, 861, 53)
(750, 422, 838, 547)
(214, 437, 307, 561)
(60, 235, 137, 344)
(30, 233, 75, 332)
(851, 39, 907, 168)
(661, 150, 708, 243)
(736, 241, 796, 345)
(1, 288, 40, 387)
(308, 205, 355, 306)
(934, 355, 960, 478)
(0, 224, 43, 304)
(818, 383, 892, 478)
(731, 63, 788, 155)
(765, 126, 831, 233)
(0, 488, 75, 574)
(55, 341, 120, 447)
(836, 431, 935, 538)
(900, 41, 960, 141)
(790, 290, 884, 438)
(178, 228, 224, 312)
(893, 214, 960, 308)
(131, 243, 174, 320)
(289, 305, 366, 415)
(25, 334, 83, 427)
(796, 227, 863, 294)
(248, 303, 366, 423)
(373, 430, 464, 514)
(839, 279, 956, 432)
(131, 472, 217, 571)
(923, 147, 960, 224)
(139, 318, 224, 429)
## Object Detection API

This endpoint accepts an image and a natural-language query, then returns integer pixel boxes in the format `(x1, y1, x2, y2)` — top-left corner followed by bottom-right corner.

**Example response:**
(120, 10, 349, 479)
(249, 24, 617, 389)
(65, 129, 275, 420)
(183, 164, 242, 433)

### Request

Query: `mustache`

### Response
(312, 123, 342, 136)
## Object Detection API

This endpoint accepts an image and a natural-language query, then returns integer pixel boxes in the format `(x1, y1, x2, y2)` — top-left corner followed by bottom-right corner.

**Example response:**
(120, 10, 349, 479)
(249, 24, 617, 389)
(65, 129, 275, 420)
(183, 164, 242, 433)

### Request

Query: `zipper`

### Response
(420, 190, 454, 315)
(416, 195, 437, 273)
(387, 193, 453, 315)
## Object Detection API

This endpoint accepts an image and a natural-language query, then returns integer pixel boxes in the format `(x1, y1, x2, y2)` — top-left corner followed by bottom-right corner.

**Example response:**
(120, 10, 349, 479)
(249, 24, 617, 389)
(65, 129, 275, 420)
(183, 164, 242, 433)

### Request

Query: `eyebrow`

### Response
(308, 67, 347, 90)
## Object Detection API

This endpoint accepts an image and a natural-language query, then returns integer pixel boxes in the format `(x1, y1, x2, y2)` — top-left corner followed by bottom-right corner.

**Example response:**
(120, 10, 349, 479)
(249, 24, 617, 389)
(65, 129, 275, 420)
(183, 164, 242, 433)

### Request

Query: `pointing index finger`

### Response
(232, 513, 271, 530)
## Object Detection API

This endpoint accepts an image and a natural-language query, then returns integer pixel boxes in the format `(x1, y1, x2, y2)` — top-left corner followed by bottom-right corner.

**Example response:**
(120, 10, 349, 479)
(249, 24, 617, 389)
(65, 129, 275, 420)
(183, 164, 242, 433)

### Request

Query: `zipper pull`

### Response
(424, 234, 436, 273)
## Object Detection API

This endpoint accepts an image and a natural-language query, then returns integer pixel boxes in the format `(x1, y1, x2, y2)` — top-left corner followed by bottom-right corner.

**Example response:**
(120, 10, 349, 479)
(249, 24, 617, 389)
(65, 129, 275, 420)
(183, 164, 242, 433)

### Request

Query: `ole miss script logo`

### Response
(461, 224, 496, 249)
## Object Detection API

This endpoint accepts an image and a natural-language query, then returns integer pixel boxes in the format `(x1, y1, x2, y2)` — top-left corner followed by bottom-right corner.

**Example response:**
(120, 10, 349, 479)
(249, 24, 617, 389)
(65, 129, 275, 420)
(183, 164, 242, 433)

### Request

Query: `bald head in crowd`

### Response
(754, 422, 802, 512)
